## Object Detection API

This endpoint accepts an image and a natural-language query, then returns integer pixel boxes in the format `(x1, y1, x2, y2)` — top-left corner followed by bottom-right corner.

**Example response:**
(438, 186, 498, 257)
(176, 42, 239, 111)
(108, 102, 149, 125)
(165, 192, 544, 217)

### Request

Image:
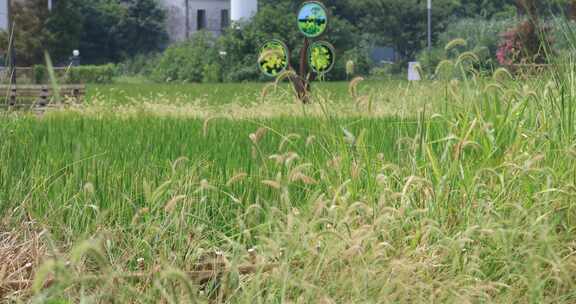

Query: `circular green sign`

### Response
(309, 41, 335, 74)
(258, 40, 289, 77)
(298, 1, 328, 38)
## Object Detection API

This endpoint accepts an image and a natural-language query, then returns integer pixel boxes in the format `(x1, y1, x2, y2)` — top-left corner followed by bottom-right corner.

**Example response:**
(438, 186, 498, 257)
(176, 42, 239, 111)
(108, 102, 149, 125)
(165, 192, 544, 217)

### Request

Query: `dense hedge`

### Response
(65, 64, 117, 84)
(32, 64, 117, 84)
(151, 32, 220, 83)
(33, 65, 47, 84)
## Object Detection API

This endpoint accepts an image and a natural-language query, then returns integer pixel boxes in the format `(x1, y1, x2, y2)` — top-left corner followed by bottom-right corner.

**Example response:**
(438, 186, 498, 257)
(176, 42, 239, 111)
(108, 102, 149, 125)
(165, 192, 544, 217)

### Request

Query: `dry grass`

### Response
(2, 67, 576, 302)
(52, 90, 435, 120)
(0, 221, 47, 299)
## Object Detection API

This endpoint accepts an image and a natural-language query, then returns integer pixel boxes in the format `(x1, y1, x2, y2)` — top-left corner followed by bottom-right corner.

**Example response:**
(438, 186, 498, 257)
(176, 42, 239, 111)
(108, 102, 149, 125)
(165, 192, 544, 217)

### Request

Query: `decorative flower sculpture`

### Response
(258, 1, 336, 103)
(258, 40, 289, 77)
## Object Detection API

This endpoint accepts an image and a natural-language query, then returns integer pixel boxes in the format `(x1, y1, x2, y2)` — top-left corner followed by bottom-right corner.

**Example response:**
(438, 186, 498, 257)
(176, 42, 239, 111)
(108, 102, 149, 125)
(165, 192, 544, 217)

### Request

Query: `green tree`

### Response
(518, 0, 572, 16)
(219, 2, 302, 81)
(348, 0, 459, 60)
(0, 0, 51, 66)
(78, 0, 125, 64)
(116, 0, 169, 57)
(78, 0, 167, 64)
(454, 0, 517, 19)
(152, 31, 219, 82)
(219, 1, 364, 81)
(45, 0, 84, 63)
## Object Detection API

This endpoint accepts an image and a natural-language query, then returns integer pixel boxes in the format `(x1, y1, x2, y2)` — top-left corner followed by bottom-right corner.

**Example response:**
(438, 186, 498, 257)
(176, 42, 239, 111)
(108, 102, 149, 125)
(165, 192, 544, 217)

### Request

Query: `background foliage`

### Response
(0, 0, 168, 66)
(3, 0, 576, 82)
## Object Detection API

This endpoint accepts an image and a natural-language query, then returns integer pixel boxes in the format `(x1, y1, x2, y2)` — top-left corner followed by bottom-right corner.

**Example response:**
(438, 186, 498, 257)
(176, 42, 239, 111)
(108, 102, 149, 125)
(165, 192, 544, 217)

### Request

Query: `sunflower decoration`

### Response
(258, 40, 289, 77)
(257, 1, 335, 103)
(309, 41, 335, 74)
(297, 2, 328, 38)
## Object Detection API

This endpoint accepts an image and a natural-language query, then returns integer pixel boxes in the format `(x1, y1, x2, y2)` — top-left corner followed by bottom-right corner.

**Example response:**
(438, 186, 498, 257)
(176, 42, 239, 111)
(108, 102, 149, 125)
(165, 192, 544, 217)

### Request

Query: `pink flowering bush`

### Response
(496, 20, 551, 66)
(496, 30, 521, 66)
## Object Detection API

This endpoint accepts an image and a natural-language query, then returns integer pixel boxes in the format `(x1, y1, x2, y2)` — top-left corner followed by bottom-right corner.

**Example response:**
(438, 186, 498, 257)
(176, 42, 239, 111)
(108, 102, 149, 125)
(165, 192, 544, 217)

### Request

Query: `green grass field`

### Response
(86, 81, 390, 106)
(2, 73, 576, 302)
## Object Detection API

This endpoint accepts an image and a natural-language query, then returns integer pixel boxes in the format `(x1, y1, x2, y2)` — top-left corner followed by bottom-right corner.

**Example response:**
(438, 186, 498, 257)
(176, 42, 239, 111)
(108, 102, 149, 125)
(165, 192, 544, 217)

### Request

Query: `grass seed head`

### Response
(83, 182, 95, 194)
(348, 77, 365, 99)
(435, 60, 454, 79)
(164, 195, 187, 213)
(493, 67, 514, 82)
(249, 127, 268, 145)
(202, 117, 215, 137)
(306, 135, 316, 147)
(456, 51, 480, 65)
(290, 172, 318, 185)
(226, 172, 248, 187)
(262, 180, 282, 189)
(278, 133, 301, 152)
(445, 38, 467, 52)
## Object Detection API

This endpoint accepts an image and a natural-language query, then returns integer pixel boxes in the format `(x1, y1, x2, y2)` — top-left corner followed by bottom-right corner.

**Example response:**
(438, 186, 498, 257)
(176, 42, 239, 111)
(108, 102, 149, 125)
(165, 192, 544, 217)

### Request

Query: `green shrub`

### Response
(548, 17, 576, 53)
(439, 18, 516, 56)
(417, 18, 516, 72)
(117, 53, 161, 77)
(331, 46, 372, 80)
(44, 299, 72, 304)
(202, 63, 223, 83)
(370, 62, 406, 80)
(152, 32, 220, 83)
(33, 64, 47, 84)
(417, 17, 576, 75)
(216, 3, 364, 82)
(223, 65, 261, 82)
(65, 64, 117, 84)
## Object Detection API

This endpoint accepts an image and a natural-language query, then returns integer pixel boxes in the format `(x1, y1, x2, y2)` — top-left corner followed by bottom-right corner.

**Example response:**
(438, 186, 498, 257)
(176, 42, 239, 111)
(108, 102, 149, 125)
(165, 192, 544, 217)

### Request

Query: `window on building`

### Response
(221, 9, 230, 29)
(197, 9, 206, 30)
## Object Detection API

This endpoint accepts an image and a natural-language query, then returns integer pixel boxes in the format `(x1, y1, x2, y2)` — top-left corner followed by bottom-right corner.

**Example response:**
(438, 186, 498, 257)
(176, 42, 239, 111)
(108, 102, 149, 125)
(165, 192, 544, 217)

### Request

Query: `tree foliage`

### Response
(77, 0, 126, 64)
(78, 0, 168, 64)
(0, 0, 51, 66)
(5, 0, 576, 78)
(46, 0, 83, 63)
(455, 0, 518, 19)
(0, 0, 168, 65)
(346, 0, 459, 60)
(150, 0, 574, 82)
(116, 0, 169, 58)
(152, 31, 219, 83)
(218, 1, 367, 81)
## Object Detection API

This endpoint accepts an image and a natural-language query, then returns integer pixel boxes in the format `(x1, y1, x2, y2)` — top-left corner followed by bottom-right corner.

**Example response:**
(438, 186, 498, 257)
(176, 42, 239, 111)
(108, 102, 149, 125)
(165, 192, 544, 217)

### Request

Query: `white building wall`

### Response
(0, 0, 7, 31)
(189, 0, 230, 35)
(160, 0, 232, 42)
(231, 0, 257, 22)
(0, 0, 51, 32)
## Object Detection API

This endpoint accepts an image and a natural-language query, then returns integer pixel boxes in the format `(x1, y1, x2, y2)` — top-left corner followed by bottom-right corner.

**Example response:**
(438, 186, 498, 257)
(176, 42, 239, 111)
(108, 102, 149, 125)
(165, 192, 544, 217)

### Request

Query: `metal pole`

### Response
(8, 0, 16, 86)
(427, 0, 432, 52)
(185, 0, 190, 39)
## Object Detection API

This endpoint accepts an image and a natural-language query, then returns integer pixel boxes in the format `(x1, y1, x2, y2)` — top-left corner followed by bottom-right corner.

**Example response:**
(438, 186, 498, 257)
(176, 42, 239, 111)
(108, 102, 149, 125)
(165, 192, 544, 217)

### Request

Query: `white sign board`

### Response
(408, 62, 421, 81)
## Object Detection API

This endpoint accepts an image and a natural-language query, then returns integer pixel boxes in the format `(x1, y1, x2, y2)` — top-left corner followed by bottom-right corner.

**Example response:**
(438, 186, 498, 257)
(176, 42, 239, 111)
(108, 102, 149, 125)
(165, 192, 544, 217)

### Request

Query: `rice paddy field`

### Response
(2, 68, 576, 303)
